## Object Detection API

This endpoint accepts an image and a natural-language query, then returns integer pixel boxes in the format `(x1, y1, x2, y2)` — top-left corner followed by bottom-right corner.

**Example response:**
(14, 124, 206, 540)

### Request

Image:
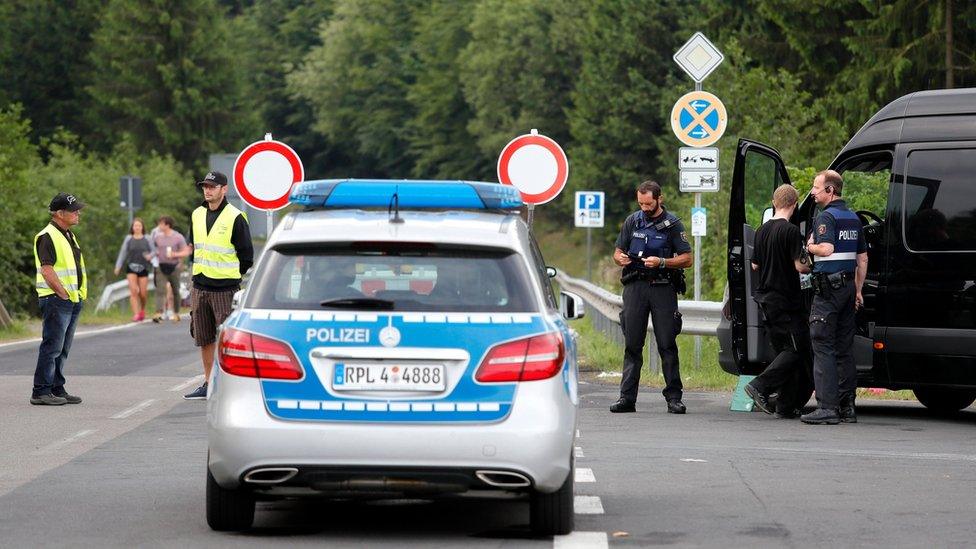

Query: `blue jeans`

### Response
(33, 296, 83, 397)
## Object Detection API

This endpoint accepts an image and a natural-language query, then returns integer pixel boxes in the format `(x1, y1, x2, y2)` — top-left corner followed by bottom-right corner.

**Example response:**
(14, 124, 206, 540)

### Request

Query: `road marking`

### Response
(574, 495, 604, 514)
(575, 467, 596, 483)
(576, 429, 581, 438)
(574, 446, 584, 458)
(554, 531, 608, 549)
(33, 429, 96, 454)
(168, 375, 205, 392)
(0, 321, 147, 349)
(681, 458, 708, 463)
(111, 399, 156, 419)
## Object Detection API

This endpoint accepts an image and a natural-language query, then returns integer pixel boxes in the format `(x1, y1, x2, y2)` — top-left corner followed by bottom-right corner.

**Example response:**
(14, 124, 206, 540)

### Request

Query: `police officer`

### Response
(801, 170, 868, 425)
(172, 171, 253, 400)
(31, 193, 87, 406)
(610, 180, 693, 414)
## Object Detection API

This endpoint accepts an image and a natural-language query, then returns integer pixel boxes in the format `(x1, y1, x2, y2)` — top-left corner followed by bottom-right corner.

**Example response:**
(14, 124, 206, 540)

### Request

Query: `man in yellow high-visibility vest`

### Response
(31, 193, 87, 406)
(172, 171, 253, 400)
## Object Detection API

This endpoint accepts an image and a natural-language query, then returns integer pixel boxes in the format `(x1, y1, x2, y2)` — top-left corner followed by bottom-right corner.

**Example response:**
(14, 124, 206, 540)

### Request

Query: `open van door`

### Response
(721, 139, 793, 374)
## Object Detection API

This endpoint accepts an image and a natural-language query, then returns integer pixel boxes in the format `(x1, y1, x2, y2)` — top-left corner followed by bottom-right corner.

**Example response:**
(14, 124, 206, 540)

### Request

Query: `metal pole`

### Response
(266, 210, 274, 236)
(694, 192, 702, 370)
(586, 227, 592, 281)
(526, 204, 535, 230)
(127, 176, 134, 227)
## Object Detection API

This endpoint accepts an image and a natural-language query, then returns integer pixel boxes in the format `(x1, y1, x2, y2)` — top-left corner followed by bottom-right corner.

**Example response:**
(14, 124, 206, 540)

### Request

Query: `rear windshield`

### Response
(246, 244, 538, 312)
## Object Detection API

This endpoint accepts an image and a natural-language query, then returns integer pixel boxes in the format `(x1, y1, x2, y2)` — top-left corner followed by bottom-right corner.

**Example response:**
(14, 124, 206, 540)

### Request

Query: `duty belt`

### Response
(811, 271, 854, 295)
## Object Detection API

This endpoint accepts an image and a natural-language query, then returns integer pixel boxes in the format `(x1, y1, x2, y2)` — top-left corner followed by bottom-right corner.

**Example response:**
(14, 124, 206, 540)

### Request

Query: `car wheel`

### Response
(530, 465, 574, 536)
(206, 468, 255, 531)
(913, 387, 976, 413)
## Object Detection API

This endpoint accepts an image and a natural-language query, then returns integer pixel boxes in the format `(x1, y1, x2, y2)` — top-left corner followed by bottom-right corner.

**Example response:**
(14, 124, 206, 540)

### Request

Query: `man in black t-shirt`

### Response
(743, 184, 812, 418)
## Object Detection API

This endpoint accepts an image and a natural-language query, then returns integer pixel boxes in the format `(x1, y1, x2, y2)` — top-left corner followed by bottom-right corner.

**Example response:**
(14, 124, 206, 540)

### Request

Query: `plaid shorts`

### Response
(190, 287, 236, 347)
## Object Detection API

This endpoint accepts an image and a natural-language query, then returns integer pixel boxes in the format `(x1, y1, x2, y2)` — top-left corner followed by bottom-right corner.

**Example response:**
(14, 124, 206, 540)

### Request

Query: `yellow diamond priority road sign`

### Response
(670, 91, 727, 147)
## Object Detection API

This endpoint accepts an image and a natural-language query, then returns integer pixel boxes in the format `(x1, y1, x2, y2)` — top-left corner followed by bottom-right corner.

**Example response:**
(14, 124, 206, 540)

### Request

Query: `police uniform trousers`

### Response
(619, 280, 682, 403)
(753, 294, 813, 413)
(809, 278, 857, 410)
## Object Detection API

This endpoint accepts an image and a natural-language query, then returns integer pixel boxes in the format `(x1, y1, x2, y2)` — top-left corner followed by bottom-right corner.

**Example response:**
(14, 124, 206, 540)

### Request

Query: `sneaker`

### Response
(152, 313, 163, 323)
(183, 383, 208, 400)
(839, 405, 857, 423)
(800, 408, 840, 425)
(666, 399, 687, 414)
(136, 310, 145, 321)
(30, 394, 67, 406)
(744, 383, 772, 414)
(774, 408, 801, 419)
(609, 398, 636, 413)
(171, 313, 181, 323)
(53, 392, 82, 404)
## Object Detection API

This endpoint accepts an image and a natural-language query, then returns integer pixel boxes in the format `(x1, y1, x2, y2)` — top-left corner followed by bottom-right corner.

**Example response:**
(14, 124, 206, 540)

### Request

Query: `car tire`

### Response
(913, 387, 976, 413)
(206, 468, 255, 531)
(530, 464, 574, 536)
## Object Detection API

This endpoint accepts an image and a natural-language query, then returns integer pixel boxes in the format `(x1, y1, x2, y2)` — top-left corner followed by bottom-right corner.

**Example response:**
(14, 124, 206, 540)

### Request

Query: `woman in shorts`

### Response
(114, 218, 154, 321)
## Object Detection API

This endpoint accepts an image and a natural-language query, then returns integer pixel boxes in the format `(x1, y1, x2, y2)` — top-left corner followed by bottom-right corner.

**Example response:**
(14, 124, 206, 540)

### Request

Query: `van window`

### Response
(836, 153, 891, 217)
(743, 149, 784, 229)
(903, 149, 976, 252)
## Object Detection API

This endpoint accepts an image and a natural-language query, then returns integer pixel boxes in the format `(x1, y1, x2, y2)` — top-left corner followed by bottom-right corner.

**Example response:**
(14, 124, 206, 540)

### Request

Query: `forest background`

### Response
(0, 0, 973, 317)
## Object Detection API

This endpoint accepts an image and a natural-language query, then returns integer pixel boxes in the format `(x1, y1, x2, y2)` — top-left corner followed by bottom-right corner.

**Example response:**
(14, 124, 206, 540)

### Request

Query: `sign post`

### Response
(119, 175, 142, 227)
(673, 32, 725, 370)
(232, 133, 304, 235)
(575, 191, 605, 281)
(497, 129, 569, 229)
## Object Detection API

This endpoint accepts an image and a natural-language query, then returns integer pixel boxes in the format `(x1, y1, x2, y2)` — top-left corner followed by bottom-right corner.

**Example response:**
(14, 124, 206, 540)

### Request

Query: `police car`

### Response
(206, 180, 583, 534)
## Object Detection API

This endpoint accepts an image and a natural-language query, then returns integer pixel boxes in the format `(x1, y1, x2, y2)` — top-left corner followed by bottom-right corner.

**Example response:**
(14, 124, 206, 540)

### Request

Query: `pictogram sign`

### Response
(233, 135, 304, 211)
(497, 130, 569, 205)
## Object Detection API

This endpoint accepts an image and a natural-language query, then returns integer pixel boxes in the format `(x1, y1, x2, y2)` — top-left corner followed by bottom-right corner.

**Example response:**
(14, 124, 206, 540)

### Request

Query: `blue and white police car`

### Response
(206, 180, 583, 534)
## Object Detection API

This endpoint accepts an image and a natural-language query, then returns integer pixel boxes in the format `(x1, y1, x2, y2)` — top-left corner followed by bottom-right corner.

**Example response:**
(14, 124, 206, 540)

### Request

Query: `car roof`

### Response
(271, 209, 527, 250)
(835, 88, 976, 162)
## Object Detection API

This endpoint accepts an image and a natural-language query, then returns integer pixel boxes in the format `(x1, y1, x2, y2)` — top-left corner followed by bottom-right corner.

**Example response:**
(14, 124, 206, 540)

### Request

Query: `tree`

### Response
(87, 0, 255, 168)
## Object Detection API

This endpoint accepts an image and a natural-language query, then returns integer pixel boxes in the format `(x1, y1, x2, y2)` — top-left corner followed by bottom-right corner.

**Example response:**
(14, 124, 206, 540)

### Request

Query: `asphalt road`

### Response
(1, 322, 975, 547)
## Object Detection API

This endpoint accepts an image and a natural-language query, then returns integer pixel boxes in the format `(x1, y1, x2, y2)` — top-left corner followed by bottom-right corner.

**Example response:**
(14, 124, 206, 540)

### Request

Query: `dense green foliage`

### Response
(2, 0, 974, 315)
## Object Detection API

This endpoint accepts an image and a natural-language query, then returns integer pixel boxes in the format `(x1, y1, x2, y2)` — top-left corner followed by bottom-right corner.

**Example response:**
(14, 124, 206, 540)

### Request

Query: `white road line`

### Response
(575, 467, 596, 483)
(33, 429, 96, 454)
(574, 446, 584, 458)
(681, 458, 708, 463)
(554, 531, 608, 549)
(0, 321, 148, 350)
(168, 375, 205, 392)
(111, 399, 156, 419)
(574, 495, 604, 514)
(576, 429, 581, 438)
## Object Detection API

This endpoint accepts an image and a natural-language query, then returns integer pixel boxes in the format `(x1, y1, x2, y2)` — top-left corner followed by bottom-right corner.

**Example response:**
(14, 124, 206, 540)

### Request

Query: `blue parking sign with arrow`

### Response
(575, 191, 604, 228)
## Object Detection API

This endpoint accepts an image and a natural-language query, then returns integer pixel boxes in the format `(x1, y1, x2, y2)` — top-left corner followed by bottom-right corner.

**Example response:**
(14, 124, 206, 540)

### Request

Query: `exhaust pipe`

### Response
(475, 470, 531, 488)
(243, 467, 299, 485)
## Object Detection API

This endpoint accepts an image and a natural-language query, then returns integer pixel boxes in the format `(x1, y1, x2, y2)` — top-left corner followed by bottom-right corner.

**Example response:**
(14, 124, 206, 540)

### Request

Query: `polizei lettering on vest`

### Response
(306, 328, 371, 343)
(837, 230, 858, 240)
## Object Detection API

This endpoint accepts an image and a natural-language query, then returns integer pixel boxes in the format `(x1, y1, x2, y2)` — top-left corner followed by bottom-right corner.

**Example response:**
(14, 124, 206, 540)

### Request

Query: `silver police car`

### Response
(206, 180, 583, 534)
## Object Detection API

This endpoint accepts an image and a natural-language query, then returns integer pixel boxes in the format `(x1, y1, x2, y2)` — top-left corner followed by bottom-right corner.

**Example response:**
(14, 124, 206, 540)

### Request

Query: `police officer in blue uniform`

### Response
(610, 181, 693, 414)
(801, 170, 868, 425)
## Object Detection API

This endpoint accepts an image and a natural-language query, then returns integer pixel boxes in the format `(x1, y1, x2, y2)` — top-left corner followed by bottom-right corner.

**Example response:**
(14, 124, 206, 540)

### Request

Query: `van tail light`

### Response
(219, 328, 303, 380)
(475, 332, 564, 382)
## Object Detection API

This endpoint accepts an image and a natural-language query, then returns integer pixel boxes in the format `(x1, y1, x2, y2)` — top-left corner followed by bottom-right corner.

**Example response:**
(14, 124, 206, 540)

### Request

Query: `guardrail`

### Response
(95, 272, 192, 312)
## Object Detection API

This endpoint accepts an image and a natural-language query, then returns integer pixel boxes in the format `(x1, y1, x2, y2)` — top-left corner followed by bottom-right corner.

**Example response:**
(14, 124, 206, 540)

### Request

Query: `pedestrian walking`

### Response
(609, 180, 693, 414)
(31, 192, 87, 406)
(801, 170, 868, 425)
(171, 171, 253, 400)
(151, 216, 187, 323)
(113, 218, 153, 322)
(743, 184, 813, 418)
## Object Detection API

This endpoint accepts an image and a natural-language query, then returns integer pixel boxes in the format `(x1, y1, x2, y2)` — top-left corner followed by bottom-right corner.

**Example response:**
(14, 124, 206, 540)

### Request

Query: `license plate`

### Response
(333, 363, 445, 391)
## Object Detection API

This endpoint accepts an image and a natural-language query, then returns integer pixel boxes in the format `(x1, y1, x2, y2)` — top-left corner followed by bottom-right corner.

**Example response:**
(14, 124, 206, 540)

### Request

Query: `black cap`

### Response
(196, 171, 228, 187)
(49, 192, 85, 212)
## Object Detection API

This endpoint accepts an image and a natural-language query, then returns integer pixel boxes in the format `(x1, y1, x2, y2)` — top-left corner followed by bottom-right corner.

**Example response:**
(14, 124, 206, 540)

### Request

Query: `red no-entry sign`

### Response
(497, 131, 568, 205)
(233, 137, 304, 211)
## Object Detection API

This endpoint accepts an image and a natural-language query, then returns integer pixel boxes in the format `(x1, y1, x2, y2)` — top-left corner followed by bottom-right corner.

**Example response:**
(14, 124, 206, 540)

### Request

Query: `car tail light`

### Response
(475, 332, 564, 382)
(219, 328, 303, 380)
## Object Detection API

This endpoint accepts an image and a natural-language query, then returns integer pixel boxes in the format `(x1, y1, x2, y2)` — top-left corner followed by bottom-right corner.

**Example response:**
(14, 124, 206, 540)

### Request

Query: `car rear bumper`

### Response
(207, 371, 576, 493)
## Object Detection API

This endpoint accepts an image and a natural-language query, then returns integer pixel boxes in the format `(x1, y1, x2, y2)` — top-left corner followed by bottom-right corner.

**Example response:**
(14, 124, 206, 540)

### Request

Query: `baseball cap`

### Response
(196, 171, 228, 187)
(49, 192, 85, 212)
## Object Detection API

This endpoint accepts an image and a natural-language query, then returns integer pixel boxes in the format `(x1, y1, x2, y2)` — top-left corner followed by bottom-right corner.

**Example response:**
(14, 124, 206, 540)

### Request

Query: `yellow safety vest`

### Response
(191, 204, 247, 280)
(34, 224, 88, 302)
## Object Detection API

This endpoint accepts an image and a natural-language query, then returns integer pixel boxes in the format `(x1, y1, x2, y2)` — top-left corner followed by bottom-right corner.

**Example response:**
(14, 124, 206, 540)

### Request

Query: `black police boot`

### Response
(744, 383, 772, 414)
(800, 408, 840, 425)
(839, 396, 857, 423)
(610, 398, 636, 413)
(666, 399, 686, 414)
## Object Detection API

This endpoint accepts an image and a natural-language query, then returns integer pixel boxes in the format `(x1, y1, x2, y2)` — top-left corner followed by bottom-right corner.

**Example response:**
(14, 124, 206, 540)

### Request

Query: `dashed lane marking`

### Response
(574, 446, 584, 458)
(111, 399, 156, 419)
(168, 375, 205, 392)
(574, 495, 604, 514)
(554, 531, 609, 549)
(32, 429, 96, 455)
(575, 467, 596, 483)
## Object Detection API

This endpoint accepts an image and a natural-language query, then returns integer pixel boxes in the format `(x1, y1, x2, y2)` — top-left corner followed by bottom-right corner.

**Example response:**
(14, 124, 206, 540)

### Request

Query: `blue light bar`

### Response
(289, 179, 524, 210)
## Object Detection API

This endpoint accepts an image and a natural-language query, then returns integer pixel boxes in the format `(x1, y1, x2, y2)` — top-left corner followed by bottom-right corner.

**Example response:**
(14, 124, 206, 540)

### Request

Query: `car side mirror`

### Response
(546, 266, 557, 278)
(560, 291, 585, 320)
(232, 289, 245, 309)
(761, 207, 774, 225)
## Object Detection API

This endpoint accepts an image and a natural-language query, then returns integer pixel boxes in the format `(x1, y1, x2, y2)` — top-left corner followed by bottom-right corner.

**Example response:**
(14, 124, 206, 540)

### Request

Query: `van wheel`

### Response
(207, 468, 255, 531)
(913, 387, 976, 413)
(530, 466, 574, 536)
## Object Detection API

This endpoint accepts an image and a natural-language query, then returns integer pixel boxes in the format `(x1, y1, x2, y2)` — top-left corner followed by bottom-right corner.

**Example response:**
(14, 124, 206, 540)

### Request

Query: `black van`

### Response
(718, 88, 976, 412)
